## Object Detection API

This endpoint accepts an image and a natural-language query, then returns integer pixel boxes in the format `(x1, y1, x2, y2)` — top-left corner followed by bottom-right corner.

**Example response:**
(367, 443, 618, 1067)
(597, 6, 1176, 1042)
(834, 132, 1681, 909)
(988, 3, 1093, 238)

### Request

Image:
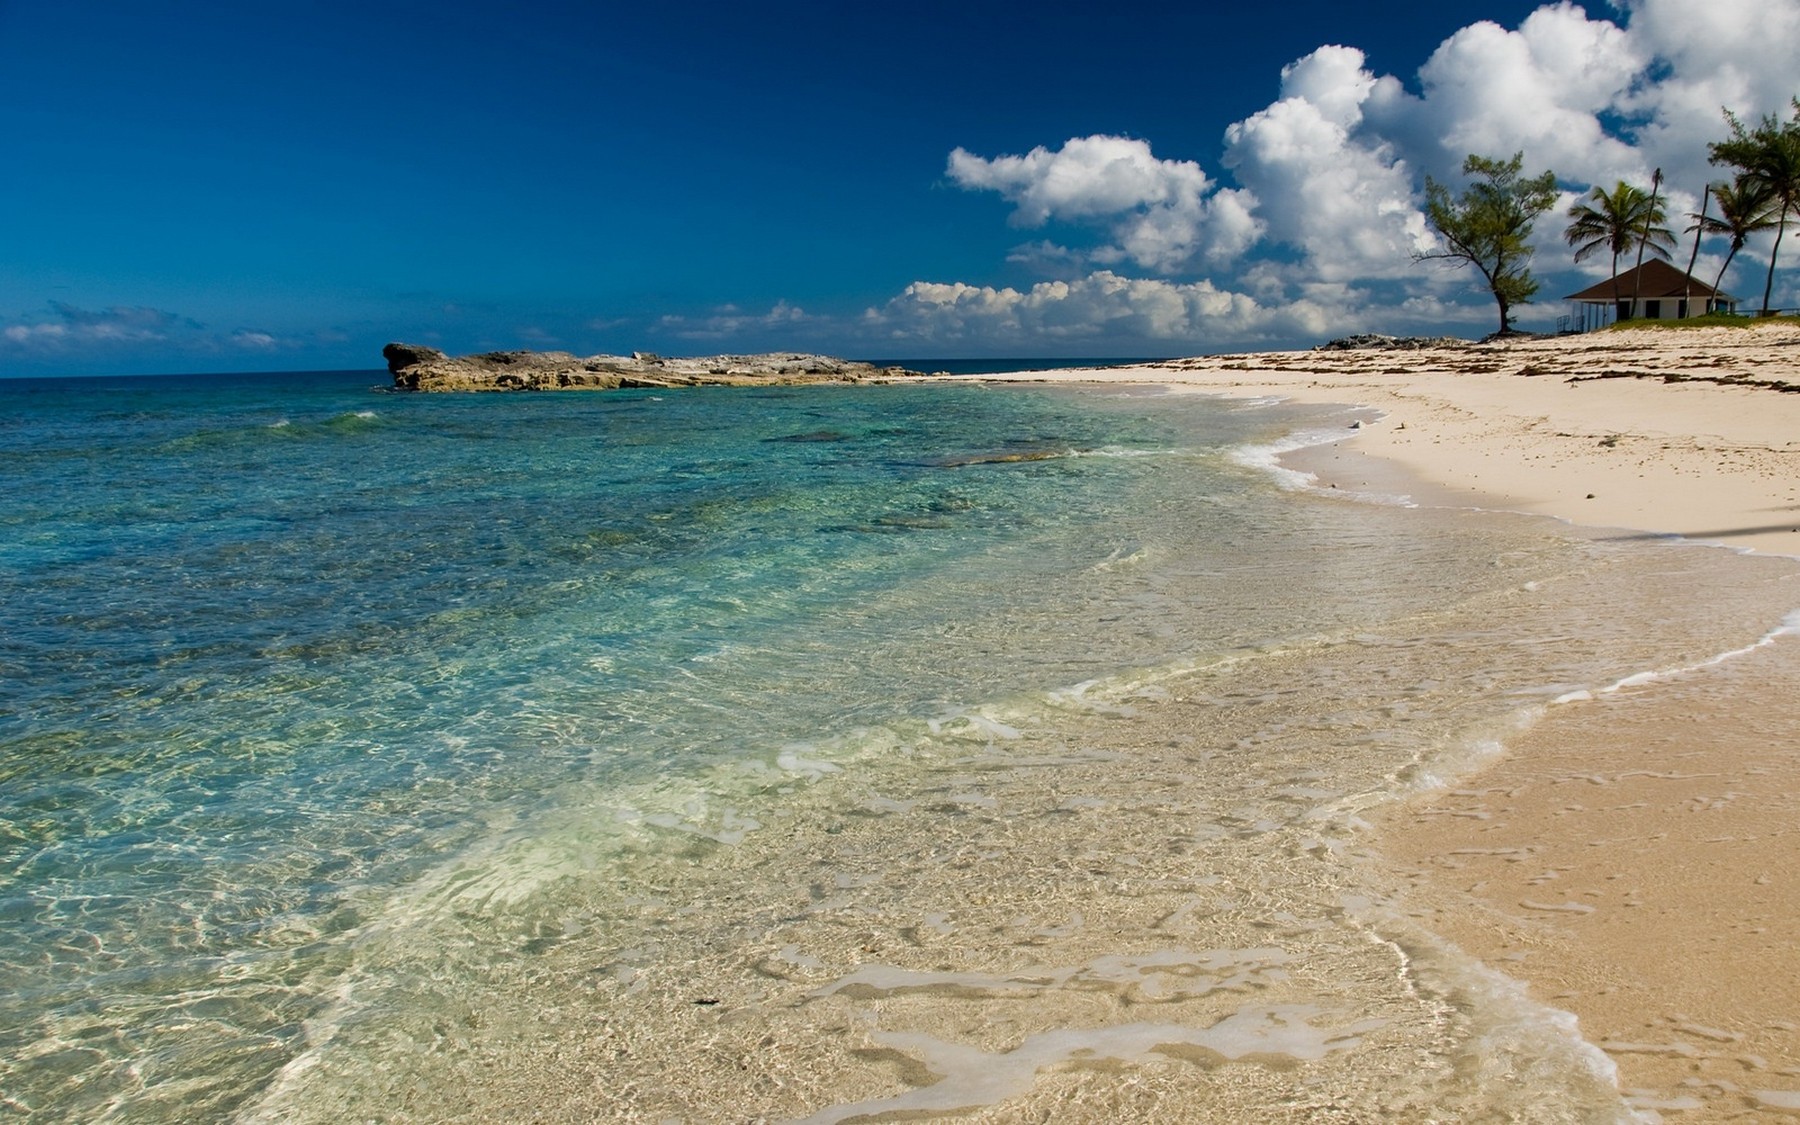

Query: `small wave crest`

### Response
(1228, 425, 1354, 490)
(165, 410, 385, 451)
(1228, 415, 1417, 511)
(1559, 604, 1800, 703)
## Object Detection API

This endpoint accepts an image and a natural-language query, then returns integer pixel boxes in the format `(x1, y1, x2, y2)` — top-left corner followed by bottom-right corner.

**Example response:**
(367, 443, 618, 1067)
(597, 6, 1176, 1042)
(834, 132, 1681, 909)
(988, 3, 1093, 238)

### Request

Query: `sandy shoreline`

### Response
(966, 324, 1800, 557)
(967, 323, 1800, 1119)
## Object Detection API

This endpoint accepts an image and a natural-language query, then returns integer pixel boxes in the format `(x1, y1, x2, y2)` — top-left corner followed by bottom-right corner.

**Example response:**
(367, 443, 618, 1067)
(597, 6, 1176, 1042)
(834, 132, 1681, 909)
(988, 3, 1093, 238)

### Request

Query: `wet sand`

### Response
(1379, 623, 1800, 1120)
(969, 322, 1800, 1119)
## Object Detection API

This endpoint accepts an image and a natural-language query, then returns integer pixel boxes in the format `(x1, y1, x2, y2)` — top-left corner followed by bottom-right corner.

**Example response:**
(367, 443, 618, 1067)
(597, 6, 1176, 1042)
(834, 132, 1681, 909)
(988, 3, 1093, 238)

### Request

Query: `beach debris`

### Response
(1566, 367, 1800, 393)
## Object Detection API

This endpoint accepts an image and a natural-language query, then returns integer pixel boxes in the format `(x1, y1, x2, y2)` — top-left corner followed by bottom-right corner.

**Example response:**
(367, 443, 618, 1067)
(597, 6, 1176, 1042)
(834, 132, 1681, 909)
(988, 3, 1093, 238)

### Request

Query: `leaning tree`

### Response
(1691, 177, 1781, 298)
(1416, 153, 1559, 334)
(1708, 101, 1800, 314)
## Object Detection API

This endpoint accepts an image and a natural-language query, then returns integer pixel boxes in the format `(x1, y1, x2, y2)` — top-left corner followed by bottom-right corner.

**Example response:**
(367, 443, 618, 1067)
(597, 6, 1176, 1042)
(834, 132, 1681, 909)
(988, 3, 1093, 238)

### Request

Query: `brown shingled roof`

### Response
(1564, 258, 1733, 302)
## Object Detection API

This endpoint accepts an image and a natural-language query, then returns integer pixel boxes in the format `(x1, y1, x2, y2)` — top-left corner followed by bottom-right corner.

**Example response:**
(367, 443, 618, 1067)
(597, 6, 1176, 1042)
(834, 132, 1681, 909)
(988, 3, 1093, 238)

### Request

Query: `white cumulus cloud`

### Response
(948, 135, 1262, 272)
(1611, 0, 1800, 177)
(1398, 4, 1647, 184)
(864, 270, 1349, 347)
(1223, 46, 1434, 282)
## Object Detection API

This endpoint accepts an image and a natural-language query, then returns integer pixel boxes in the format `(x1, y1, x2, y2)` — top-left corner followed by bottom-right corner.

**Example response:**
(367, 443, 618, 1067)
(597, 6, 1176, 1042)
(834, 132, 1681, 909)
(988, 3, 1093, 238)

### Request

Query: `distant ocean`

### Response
(2, 367, 1792, 1121)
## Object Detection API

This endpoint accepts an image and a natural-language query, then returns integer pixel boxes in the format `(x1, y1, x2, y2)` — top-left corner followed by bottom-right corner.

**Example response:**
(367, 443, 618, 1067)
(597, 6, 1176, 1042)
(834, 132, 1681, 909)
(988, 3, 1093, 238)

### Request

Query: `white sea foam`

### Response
(808, 946, 1293, 1003)
(1343, 895, 1642, 1124)
(1089, 542, 1150, 572)
(775, 746, 844, 779)
(794, 1006, 1380, 1125)
(1227, 426, 1345, 490)
(1227, 413, 1417, 509)
(1567, 606, 1800, 703)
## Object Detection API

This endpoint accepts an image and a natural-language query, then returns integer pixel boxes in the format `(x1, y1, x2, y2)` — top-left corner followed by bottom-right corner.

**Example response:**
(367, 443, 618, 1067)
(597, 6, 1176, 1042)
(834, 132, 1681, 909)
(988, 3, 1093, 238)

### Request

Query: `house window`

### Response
(1677, 299, 1688, 318)
(1645, 300, 1662, 318)
(1616, 299, 1631, 322)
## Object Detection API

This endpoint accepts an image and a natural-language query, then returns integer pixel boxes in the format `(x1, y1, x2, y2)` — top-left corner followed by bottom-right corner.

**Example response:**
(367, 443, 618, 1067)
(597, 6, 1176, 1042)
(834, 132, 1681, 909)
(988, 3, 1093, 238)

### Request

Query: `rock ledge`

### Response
(383, 343, 922, 392)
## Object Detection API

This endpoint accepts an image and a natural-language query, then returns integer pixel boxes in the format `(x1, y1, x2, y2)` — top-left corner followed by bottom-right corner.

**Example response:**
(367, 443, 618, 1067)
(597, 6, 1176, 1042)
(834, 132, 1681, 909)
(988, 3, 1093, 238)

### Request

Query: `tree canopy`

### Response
(1708, 100, 1800, 314)
(1690, 178, 1781, 298)
(1564, 180, 1675, 293)
(1416, 153, 1559, 334)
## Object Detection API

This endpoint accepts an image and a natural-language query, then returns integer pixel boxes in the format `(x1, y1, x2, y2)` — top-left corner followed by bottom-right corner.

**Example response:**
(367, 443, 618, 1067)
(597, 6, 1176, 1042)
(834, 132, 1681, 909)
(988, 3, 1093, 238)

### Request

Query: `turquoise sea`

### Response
(2, 368, 1795, 1121)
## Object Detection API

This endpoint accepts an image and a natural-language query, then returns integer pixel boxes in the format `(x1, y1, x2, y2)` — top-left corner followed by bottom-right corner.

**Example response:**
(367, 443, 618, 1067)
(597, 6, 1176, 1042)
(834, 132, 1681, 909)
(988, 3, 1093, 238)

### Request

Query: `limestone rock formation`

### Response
(383, 343, 923, 392)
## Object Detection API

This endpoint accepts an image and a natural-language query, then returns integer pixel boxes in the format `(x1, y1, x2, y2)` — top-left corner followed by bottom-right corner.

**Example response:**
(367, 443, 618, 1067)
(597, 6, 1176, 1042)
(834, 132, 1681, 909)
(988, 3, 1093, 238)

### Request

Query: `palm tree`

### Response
(1709, 101, 1800, 314)
(1564, 181, 1677, 314)
(1690, 177, 1780, 301)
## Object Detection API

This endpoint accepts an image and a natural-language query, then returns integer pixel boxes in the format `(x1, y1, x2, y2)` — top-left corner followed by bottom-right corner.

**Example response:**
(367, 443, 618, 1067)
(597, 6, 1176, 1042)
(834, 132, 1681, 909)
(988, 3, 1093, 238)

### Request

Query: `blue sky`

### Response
(2, 1, 1795, 375)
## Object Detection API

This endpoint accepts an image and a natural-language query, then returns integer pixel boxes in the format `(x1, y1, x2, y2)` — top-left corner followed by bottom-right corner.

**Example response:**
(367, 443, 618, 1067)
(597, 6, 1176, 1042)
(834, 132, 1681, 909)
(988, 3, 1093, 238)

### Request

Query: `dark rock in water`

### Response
(871, 513, 953, 530)
(930, 448, 1077, 467)
(1314, 334, 1471, 351)
(764, 430, 854, 443)
(382, 343, 926, 392)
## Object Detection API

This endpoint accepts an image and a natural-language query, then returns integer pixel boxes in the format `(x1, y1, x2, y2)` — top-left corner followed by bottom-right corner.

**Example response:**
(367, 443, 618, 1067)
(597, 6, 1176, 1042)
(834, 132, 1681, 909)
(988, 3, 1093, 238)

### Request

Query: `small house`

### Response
(1564, 259, 1739, 330)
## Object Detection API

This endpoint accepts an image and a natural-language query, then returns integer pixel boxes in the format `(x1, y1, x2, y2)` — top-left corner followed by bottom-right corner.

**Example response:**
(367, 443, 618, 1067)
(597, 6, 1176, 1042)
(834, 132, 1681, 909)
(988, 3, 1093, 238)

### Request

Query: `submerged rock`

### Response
(383, 343, 924, 392)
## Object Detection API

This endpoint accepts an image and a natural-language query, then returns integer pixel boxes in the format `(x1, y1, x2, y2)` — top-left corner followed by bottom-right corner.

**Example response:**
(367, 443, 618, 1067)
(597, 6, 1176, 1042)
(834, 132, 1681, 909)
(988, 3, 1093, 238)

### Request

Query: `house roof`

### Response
(1564, 258, 1734, 302)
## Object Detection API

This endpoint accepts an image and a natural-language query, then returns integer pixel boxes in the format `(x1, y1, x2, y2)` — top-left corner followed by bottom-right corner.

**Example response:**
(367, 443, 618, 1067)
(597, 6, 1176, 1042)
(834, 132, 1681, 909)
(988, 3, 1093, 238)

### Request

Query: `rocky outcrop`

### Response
(1313, 334, 1473, 351)
(383, 343, 923, 392)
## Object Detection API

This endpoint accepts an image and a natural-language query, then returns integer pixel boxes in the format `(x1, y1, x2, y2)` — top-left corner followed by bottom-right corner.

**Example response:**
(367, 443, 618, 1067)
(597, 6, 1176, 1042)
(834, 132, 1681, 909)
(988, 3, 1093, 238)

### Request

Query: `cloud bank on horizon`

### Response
(866, 0, 1800, 349)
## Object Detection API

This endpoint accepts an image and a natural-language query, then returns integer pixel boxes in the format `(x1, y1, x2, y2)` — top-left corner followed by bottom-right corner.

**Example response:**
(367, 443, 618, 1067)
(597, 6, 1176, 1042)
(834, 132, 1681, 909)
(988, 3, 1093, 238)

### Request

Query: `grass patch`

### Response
(1605, 312, 1800, 331)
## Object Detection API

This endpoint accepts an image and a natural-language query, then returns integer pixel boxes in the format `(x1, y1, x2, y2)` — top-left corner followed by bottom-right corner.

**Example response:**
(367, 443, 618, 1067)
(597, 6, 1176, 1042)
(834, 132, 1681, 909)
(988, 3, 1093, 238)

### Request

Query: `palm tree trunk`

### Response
(1632, 168, 1664, 316)
(1610, 251, 1621, 322)
(1684, 187, 1708, 315)
(1762, 211, 1788, 315)
(1713, 246, 1738, 297)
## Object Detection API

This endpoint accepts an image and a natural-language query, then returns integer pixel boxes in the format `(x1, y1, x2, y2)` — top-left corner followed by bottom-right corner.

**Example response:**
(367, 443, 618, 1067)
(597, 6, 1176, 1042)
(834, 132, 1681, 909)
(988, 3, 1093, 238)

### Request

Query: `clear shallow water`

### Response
(1, 371, 1795, 1121)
